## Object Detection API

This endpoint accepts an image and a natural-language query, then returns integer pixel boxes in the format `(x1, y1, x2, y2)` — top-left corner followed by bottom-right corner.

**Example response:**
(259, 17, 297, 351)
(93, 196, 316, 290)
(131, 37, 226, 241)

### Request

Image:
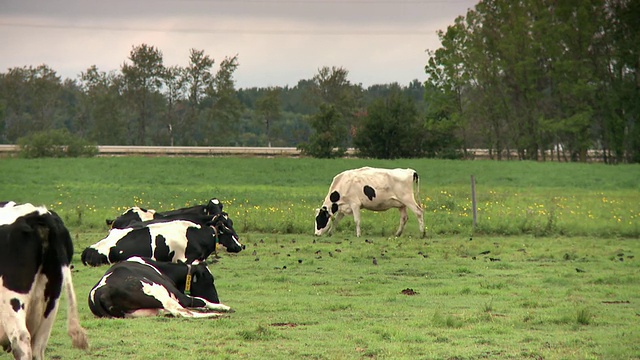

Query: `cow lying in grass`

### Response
(106, 198, 224, 229)
(88, 257, 232, 318)
(81, 213, 244, 266)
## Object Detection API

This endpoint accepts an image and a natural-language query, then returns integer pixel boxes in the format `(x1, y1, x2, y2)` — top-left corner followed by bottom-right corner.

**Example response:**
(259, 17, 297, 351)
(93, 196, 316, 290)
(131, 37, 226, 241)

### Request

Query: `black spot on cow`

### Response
(154, 234, 175, 261)
(10, 298, 22, 312)
(331, 203, 339, 214)
(363, 185, 376, 201)
(330, 191, 340, 203)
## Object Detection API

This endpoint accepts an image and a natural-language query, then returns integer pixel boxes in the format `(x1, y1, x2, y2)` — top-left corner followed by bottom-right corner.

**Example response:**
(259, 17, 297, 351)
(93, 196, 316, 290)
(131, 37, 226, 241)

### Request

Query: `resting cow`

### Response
(81, 213, 244, 266)
(314, 167, 425, 237)
(0, 203, 88, 360)
(88, 256, 232, 318)
(107, 198, 224, 229)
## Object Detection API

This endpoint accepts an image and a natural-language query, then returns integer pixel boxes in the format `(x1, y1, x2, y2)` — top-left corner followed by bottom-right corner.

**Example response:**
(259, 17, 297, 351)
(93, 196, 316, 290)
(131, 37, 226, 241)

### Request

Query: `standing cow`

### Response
(314, 167, 425, 237)
(81, 213, 244, 266)
(0, 203, 88, 360)
(89, 256, 231, 318)
(106, 198, 224, 229)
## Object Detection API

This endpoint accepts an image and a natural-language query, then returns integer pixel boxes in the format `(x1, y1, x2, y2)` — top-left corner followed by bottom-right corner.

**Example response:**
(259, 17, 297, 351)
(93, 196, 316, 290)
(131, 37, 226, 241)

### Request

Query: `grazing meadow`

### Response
(0, 157, 638, 359)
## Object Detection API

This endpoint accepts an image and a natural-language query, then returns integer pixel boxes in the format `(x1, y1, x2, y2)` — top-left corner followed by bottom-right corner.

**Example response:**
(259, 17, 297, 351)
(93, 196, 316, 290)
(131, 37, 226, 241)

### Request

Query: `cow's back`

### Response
(327, 167, 417, 202)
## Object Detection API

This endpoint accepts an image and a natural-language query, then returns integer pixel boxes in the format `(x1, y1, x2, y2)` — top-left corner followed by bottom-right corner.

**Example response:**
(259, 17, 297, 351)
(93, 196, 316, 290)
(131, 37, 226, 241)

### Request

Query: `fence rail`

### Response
(0, 144, 605, 161)
(0, 145, 352, 157)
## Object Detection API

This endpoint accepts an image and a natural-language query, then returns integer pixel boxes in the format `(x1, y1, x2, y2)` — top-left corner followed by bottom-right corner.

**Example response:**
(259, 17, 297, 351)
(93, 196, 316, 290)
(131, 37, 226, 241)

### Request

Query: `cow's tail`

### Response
(413, 171, 421, 208)
(62, 266, 89, 349)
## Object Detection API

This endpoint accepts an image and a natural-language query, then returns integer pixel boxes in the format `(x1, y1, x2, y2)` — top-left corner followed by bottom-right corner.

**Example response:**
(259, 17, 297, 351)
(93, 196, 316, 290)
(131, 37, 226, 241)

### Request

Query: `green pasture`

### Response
(0, 157, 639, 359)
(0, 157, 638, 237)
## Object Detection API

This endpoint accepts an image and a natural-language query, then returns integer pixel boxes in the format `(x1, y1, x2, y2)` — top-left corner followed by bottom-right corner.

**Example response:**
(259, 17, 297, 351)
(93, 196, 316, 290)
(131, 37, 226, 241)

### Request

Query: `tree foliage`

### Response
(425, 0, 639, 163)
(298, 104, 346, 158)
(354, 86, 427, 159)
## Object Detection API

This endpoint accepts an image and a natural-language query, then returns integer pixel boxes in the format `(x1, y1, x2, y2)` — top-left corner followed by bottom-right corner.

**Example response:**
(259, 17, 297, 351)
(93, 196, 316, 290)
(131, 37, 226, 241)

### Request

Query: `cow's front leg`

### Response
(352, 207, 362, 237)
(328, 212, 345, 236)
(396, 206, 409, 236)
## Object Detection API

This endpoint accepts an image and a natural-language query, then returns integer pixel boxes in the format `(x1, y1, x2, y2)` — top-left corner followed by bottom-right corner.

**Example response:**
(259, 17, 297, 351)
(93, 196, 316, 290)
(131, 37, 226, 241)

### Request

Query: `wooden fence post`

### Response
(471, 175, 477, 229)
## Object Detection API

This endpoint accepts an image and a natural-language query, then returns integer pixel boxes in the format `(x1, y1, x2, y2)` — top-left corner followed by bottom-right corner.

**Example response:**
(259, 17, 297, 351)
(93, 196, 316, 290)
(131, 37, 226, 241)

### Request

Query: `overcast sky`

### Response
(0, 0, 478, 89)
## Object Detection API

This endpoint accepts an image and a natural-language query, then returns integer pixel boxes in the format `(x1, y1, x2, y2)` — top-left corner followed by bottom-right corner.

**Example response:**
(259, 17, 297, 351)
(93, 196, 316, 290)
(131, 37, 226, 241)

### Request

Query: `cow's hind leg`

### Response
(409, 202, 425, 237)
(0, 292, 32, 360)
(31, 301, 60, 360)
(140, 282, 225, 318)
(396, 206, 409, 236)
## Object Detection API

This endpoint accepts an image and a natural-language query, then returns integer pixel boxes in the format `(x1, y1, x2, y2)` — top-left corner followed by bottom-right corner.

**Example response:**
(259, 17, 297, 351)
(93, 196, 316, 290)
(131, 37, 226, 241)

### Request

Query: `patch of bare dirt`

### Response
(270, 322, 298, 328)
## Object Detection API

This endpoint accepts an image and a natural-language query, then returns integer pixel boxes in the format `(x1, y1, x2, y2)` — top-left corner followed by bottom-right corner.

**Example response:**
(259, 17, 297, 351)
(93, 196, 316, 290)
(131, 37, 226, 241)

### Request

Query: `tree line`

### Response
(0, 0, 638, 163)
(425, 0, 639, 163)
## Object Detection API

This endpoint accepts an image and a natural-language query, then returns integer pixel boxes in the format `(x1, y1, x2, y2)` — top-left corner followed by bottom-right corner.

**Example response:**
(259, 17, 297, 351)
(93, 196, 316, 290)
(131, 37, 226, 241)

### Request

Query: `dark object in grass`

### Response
(489, 257, 501, 262)
(576, 268, 586, 273)
(270, 322, 298, 327)
(479, 250, 491, 255)
(372, 257, 378, 265)
(401, 288, 418, 295)
(298, 259, 303, 264)
(602, 300, 630, 304)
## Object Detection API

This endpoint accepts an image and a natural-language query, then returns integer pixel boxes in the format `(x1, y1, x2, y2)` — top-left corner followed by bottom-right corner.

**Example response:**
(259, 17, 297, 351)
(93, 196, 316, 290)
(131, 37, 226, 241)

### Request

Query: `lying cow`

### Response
(106, 198, 224, 229)
(81, 213, 244, 266)
(89, 256, 232, 318)
(0, 203, 88, 359)
(314, 167, 425, 237)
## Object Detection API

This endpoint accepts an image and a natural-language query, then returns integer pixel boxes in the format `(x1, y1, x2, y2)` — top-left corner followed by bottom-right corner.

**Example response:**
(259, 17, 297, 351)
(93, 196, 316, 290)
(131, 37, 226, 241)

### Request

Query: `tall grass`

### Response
(1, 157, 637, 238)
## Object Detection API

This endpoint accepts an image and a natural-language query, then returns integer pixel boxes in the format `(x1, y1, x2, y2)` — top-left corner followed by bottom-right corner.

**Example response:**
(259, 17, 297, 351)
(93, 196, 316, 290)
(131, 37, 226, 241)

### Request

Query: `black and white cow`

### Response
(88, 256, 232, 318)
(314, 167, 425, 237)
(81, 213, 244, 266)
(0, 203, 88, 360)
(106, 198, 224, 229)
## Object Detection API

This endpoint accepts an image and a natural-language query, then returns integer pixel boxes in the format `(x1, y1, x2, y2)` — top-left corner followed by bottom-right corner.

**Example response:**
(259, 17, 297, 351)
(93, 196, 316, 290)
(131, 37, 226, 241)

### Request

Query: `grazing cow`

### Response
(81, 213, 244, 266)
(0, 203, 88, 360)
(88, 256, 232, 318)
(107, 198, 224, 229)
(314, 167, 425, 237)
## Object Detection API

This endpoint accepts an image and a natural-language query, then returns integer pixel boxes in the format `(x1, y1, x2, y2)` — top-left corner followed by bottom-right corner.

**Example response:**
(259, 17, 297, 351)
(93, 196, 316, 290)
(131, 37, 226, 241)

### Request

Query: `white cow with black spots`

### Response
(0, 202, 88, 360)
(314, 167, 425, 237)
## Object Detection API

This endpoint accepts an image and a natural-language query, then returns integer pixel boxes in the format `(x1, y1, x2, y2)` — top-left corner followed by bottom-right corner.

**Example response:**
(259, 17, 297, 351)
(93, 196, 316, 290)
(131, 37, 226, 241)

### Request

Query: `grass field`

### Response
(1, 157, 639, 359)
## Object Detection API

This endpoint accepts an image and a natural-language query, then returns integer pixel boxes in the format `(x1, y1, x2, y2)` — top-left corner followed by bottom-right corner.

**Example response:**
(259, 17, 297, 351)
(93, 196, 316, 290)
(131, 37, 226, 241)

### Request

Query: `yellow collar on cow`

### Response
(185, 264, 193, 296)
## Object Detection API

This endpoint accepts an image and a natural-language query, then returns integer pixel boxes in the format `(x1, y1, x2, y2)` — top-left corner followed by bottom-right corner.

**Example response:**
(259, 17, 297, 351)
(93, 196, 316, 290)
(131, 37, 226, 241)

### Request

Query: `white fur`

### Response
(0, 203, 48, 226)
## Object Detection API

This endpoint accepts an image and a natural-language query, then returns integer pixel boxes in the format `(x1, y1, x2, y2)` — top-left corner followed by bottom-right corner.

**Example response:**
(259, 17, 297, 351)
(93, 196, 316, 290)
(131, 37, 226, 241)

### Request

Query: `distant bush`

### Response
(17, 129, 98, 158)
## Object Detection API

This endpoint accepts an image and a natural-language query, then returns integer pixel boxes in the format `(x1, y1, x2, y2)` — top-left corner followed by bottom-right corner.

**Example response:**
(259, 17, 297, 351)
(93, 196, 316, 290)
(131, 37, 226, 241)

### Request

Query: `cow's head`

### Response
(186, 261, 221, 303)
(315, 191, 341, 236)
(314, 205, 334, 236)
(209, 212, 244, 253)
(205, 198, 224, 215)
